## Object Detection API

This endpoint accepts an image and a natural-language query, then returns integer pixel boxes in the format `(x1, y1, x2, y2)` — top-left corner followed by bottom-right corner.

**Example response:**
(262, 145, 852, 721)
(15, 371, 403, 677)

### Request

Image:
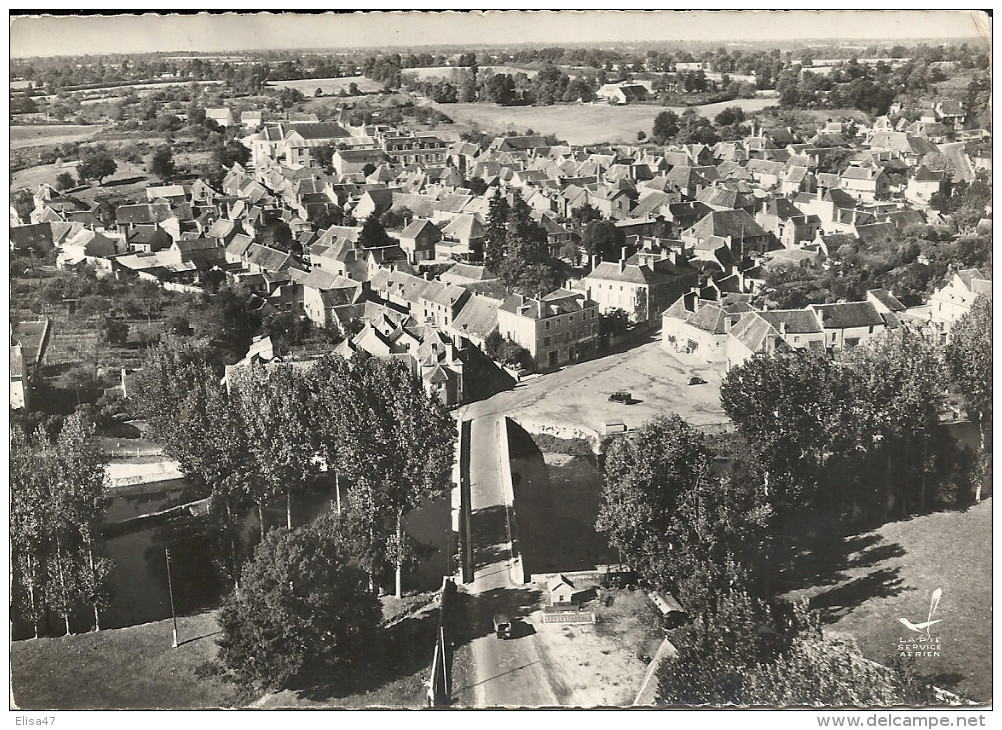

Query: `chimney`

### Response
(537, 298, 544, 318)
(424, 271, 431, 281)
(619, 257, 626, 274)
(778, 320, 787, 336)
(590, 254, 600, 270)
(621, 245, 629, 261)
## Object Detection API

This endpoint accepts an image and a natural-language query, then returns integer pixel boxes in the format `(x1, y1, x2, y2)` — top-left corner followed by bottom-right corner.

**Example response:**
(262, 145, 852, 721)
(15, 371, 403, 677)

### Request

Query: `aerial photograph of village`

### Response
(8, 10, 993, 715)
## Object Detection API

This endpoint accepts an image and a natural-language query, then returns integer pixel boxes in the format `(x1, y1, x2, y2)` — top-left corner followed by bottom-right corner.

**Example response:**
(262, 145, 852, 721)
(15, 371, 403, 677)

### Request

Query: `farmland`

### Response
(404, 65, 540, 81)
(266, 75, 382, 96)
(425, 97, 778, 145)
(11, 124, 104, 150)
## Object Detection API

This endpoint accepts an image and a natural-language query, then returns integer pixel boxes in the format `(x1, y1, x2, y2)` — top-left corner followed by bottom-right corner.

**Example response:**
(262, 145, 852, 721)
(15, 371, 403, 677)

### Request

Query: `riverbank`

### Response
(11, 611, 243, 709)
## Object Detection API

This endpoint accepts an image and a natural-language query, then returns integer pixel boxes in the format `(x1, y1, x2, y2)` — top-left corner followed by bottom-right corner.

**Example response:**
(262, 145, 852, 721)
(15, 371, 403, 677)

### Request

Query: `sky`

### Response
(9, 10, 990, 59)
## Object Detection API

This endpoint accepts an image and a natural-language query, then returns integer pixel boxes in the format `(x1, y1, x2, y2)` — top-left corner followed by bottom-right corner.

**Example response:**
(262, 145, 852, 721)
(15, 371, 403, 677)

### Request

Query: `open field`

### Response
(405, 65, 540, 81)
(11, 611, 242, 709)
(787, 499, 993, 703)
(10, 161, 81, 192)
(11, 124, 104, 150)
(267, 75, 382, 96)
(426, 97, 778, 144)
(12, 592, 442, 710)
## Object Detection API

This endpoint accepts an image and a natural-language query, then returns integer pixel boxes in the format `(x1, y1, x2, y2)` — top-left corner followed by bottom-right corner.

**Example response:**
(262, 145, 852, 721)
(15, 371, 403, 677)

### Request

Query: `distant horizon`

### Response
(10, 10, 990, 59)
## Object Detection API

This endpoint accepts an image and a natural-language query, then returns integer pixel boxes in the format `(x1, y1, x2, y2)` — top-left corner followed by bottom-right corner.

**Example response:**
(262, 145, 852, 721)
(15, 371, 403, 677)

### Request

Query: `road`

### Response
(449, 340, 726, 706)
(936, 141, 975, 182)
(450, 412, 562, 707)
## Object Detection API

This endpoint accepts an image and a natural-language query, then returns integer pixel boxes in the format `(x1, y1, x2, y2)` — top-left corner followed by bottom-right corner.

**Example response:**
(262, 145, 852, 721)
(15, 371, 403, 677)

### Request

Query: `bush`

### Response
(100, 316, 129, 345)
(55, 172, 76, 191)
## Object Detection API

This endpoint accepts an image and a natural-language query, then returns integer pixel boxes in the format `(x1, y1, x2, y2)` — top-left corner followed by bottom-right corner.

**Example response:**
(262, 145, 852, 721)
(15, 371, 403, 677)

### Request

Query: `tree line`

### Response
(12, 412, 113, 638)
(130, 341, 456, 599)
(128, 343, 455, 690)
(596, 318, 988, 705)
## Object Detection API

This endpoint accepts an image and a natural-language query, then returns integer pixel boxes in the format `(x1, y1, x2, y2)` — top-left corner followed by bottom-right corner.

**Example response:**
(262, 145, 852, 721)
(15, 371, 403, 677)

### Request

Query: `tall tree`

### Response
(652, 110, 680, 143)
(581, 219, 626, 261)
(483, 193, 511, 273)
(843, 326, 948, 515)
(149, 145, 176, 181)
(720, 349, 864, 535)
(77, 149, 117, 185)
(596, 415, 714, 594)
(357, 213, 392, 249)
(230, 364, 319, 532)
(353, 358, 456, 597)
(947, 295, 992, 488)
(11, 426, 53, 638)
(53, 411, 111, 631)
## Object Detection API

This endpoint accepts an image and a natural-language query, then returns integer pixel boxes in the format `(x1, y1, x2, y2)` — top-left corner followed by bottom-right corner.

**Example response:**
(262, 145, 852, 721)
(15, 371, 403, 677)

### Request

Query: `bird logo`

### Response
(899, 588, 943, 638)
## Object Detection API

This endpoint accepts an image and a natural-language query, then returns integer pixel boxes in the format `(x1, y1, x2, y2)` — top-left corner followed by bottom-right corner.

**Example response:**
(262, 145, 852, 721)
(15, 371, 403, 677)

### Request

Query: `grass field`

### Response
(427, 97, 778, 145)
(405, 65, 539, 81)
(11, 612, 242, 709)
(267, 75, 382, 96)
(787, 499, 993, 703)
(12, 592, 441, 710)
(11, 124, 104, 150)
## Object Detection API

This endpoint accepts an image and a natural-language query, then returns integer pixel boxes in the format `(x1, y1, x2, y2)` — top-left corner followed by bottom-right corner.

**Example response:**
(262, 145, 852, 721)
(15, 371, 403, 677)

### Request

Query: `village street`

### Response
(450, 412, 562, 707)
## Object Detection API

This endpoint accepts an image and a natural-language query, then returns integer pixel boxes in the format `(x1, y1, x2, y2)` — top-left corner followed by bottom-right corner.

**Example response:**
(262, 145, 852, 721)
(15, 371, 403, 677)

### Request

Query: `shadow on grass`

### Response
(177, 630, 221, 647)
(782, 532, 894, 592)
(102, 175, 148, 188)
(810, 567, 909, 622)
(928, 672, 966, 692)
(293, 602, 441, 703)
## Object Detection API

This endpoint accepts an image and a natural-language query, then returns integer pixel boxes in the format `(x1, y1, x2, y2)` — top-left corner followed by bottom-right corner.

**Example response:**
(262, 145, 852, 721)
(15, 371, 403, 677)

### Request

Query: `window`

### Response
(545, 321, 551, 330)
(569, 315, 574, 323)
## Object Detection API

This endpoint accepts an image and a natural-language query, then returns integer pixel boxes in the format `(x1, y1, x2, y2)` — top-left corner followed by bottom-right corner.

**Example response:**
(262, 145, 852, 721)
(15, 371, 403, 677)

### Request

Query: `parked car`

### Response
(609, 391, 632, 403)
(687, 376, 707, 386)
(493, 614, 512, 640)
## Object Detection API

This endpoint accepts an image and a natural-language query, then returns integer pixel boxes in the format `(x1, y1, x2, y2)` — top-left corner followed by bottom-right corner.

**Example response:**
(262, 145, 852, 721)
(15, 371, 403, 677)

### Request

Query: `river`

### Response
(12, 478, 451, 640)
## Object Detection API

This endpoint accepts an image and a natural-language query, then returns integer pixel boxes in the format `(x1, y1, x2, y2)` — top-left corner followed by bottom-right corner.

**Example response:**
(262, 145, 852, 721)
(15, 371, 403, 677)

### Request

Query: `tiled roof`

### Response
(810, 301, 884, 329)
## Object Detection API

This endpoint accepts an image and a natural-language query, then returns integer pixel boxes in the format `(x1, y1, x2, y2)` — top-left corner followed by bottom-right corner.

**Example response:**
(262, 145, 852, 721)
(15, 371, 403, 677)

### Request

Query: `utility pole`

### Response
(165, 548, 179, 648)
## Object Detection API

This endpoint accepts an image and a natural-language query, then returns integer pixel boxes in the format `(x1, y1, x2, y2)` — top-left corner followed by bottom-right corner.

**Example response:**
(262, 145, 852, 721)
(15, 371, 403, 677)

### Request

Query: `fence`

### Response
(456, 419, 474, 584)
(496, 417, 525, 584)
(426, 577, 457, 707)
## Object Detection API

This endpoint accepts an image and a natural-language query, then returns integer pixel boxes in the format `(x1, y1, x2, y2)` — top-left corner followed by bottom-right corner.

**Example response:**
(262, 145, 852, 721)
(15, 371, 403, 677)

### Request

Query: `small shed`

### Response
(650, 591, 689, 628)
(547, 574, 577, 605)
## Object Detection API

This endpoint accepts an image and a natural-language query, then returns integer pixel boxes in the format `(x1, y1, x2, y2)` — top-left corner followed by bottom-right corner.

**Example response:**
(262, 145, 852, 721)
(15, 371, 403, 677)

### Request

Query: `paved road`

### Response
(450, 413, 561, 707)
(937, 141, 975, 182)
(450, 343, 723, 706)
